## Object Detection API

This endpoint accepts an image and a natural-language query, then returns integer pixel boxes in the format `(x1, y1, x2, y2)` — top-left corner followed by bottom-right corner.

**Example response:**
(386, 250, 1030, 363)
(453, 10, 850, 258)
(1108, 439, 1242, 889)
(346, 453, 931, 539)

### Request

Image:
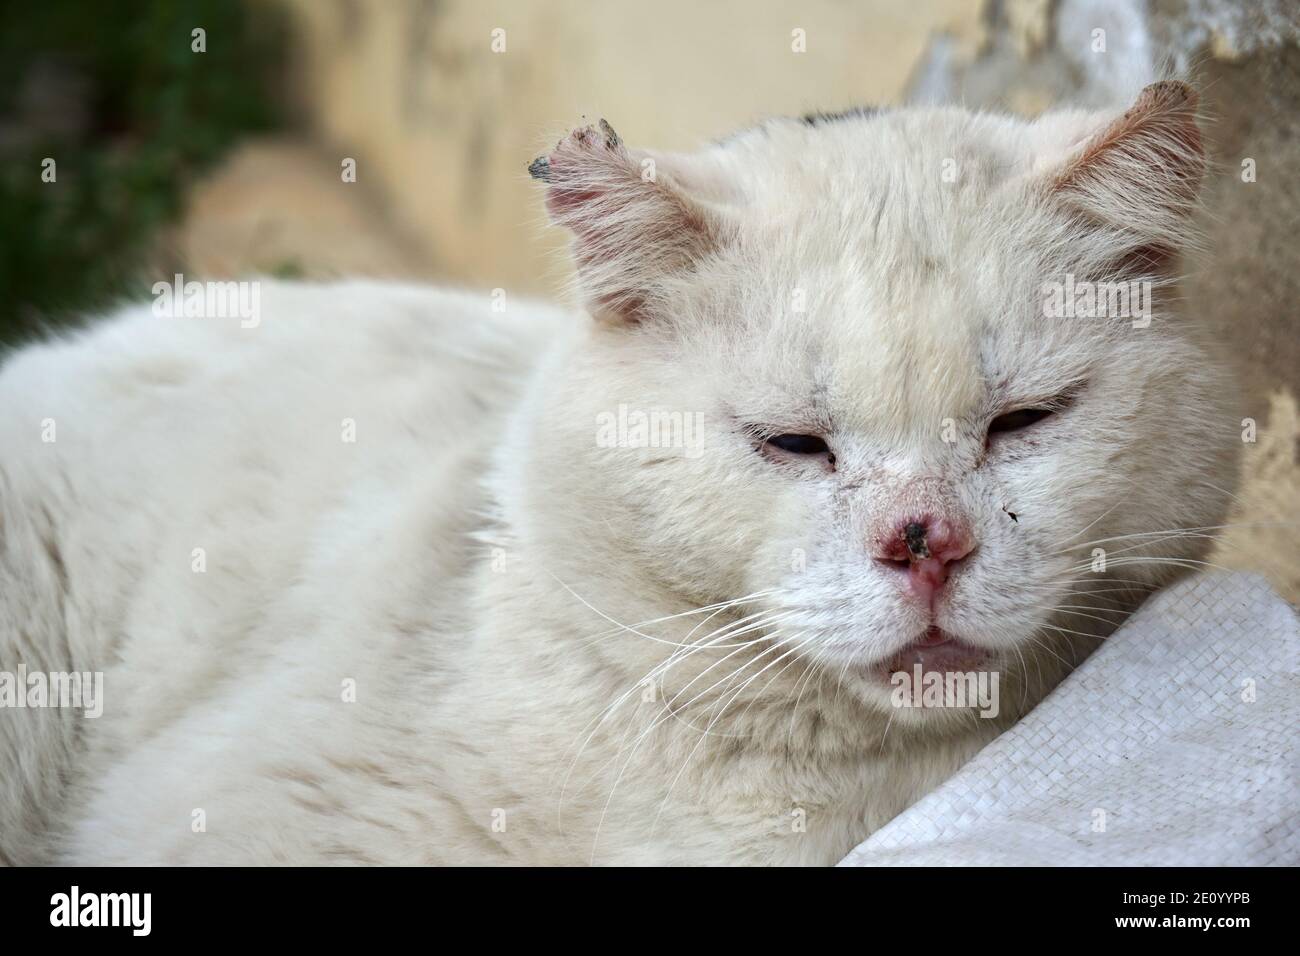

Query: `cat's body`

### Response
(1, 85, 1237, 865)
(0, 281, 985, 865)
(0, 281, 980, 865)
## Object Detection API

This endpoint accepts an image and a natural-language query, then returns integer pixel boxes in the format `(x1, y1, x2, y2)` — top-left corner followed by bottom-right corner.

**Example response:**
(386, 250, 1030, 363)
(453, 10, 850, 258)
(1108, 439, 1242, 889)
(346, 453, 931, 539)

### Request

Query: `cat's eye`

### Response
(988, 407, 1054, 434)
(765, 433, 831, 456)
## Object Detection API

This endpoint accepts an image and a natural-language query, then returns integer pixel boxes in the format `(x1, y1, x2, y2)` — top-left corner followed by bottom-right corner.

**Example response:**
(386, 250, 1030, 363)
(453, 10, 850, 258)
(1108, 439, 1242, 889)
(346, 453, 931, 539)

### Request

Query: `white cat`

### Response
(0, 82, 1237, 865)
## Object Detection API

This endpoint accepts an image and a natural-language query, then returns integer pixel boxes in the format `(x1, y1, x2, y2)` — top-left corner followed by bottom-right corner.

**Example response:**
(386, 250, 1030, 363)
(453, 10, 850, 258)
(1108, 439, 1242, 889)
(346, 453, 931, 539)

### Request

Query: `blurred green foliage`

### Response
(0, 0, 284, 344)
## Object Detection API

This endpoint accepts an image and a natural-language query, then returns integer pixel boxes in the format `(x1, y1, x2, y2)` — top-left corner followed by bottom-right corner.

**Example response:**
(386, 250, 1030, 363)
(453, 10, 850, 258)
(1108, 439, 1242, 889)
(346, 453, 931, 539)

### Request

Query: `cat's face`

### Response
(530, 84, 1236, 719)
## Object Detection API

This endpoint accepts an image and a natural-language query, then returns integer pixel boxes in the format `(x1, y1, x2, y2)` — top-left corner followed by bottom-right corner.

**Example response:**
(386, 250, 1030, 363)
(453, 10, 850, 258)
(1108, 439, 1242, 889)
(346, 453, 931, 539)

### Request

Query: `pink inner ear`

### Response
(1052, 81, 1204, 201)
(530, 122, 640, 260)
(545, 185, 602, 217)
(528, 120, 721, 324)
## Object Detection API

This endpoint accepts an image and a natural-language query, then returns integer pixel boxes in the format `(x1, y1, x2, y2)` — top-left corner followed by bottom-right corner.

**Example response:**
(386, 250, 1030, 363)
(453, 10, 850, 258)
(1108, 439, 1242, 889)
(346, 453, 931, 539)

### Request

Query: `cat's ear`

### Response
(1040, 81, 1205, 276)
(529, 120, 729, 325)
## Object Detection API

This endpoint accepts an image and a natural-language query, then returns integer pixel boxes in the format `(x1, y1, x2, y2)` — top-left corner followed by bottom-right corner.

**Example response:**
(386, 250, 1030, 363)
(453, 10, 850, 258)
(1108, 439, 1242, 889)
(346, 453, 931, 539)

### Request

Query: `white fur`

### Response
(0, 88, 1237, 865)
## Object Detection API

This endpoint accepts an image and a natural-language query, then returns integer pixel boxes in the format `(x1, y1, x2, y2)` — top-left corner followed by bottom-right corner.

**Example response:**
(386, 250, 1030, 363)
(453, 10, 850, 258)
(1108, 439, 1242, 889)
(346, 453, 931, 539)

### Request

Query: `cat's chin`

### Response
(875, 627, 993, 681)
(833, 627, 1004, 720)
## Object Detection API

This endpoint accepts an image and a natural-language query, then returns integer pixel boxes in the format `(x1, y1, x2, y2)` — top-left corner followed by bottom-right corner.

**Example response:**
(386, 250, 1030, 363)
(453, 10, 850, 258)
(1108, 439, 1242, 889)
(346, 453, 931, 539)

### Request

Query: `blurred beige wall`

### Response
(280, 0, 980, 293)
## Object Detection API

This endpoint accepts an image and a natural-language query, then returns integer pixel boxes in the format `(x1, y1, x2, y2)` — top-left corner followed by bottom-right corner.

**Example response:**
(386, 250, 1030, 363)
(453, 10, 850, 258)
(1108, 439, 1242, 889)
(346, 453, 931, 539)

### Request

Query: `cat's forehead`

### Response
(718, 107, 1038, 212)
(701, 112, 1088, 432)
(714, 110, 1049, 301)
(719, 262, 989, 436)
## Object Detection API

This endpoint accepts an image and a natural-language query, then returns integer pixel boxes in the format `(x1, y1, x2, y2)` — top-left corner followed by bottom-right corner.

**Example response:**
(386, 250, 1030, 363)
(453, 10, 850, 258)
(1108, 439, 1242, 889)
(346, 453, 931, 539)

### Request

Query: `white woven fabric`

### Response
(840, 572, 1300, 866)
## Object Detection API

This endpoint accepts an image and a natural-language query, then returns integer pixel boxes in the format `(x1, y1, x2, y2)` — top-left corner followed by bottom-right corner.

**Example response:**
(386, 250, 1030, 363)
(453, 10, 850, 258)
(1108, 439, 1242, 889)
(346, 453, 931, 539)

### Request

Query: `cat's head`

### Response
(525, 83, 1237, 721)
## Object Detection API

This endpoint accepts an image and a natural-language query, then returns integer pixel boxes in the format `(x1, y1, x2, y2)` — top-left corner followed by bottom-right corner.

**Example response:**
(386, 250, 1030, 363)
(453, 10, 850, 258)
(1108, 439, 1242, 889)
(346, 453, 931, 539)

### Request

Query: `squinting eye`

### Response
(988, 407, 1054, 434)
(765, 433, 830, 455)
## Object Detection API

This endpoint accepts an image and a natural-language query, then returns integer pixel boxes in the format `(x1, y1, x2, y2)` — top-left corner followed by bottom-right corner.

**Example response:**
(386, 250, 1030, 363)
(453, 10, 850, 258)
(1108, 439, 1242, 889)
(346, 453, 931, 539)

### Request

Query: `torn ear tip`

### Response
(597, 118, 623, 148)
(1142, 79, 1198, 110)
(527, 155, 551, 182)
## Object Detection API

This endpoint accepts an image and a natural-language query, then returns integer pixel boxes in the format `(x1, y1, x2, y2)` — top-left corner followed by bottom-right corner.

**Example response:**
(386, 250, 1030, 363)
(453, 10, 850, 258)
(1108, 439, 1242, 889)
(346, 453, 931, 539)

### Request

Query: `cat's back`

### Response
(0, 279, 570, 863)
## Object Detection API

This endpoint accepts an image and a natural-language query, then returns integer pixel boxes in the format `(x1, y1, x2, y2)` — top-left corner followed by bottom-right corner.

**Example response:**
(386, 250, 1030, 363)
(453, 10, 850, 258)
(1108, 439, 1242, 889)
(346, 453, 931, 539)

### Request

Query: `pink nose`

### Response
(874, 516, 975, 605)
